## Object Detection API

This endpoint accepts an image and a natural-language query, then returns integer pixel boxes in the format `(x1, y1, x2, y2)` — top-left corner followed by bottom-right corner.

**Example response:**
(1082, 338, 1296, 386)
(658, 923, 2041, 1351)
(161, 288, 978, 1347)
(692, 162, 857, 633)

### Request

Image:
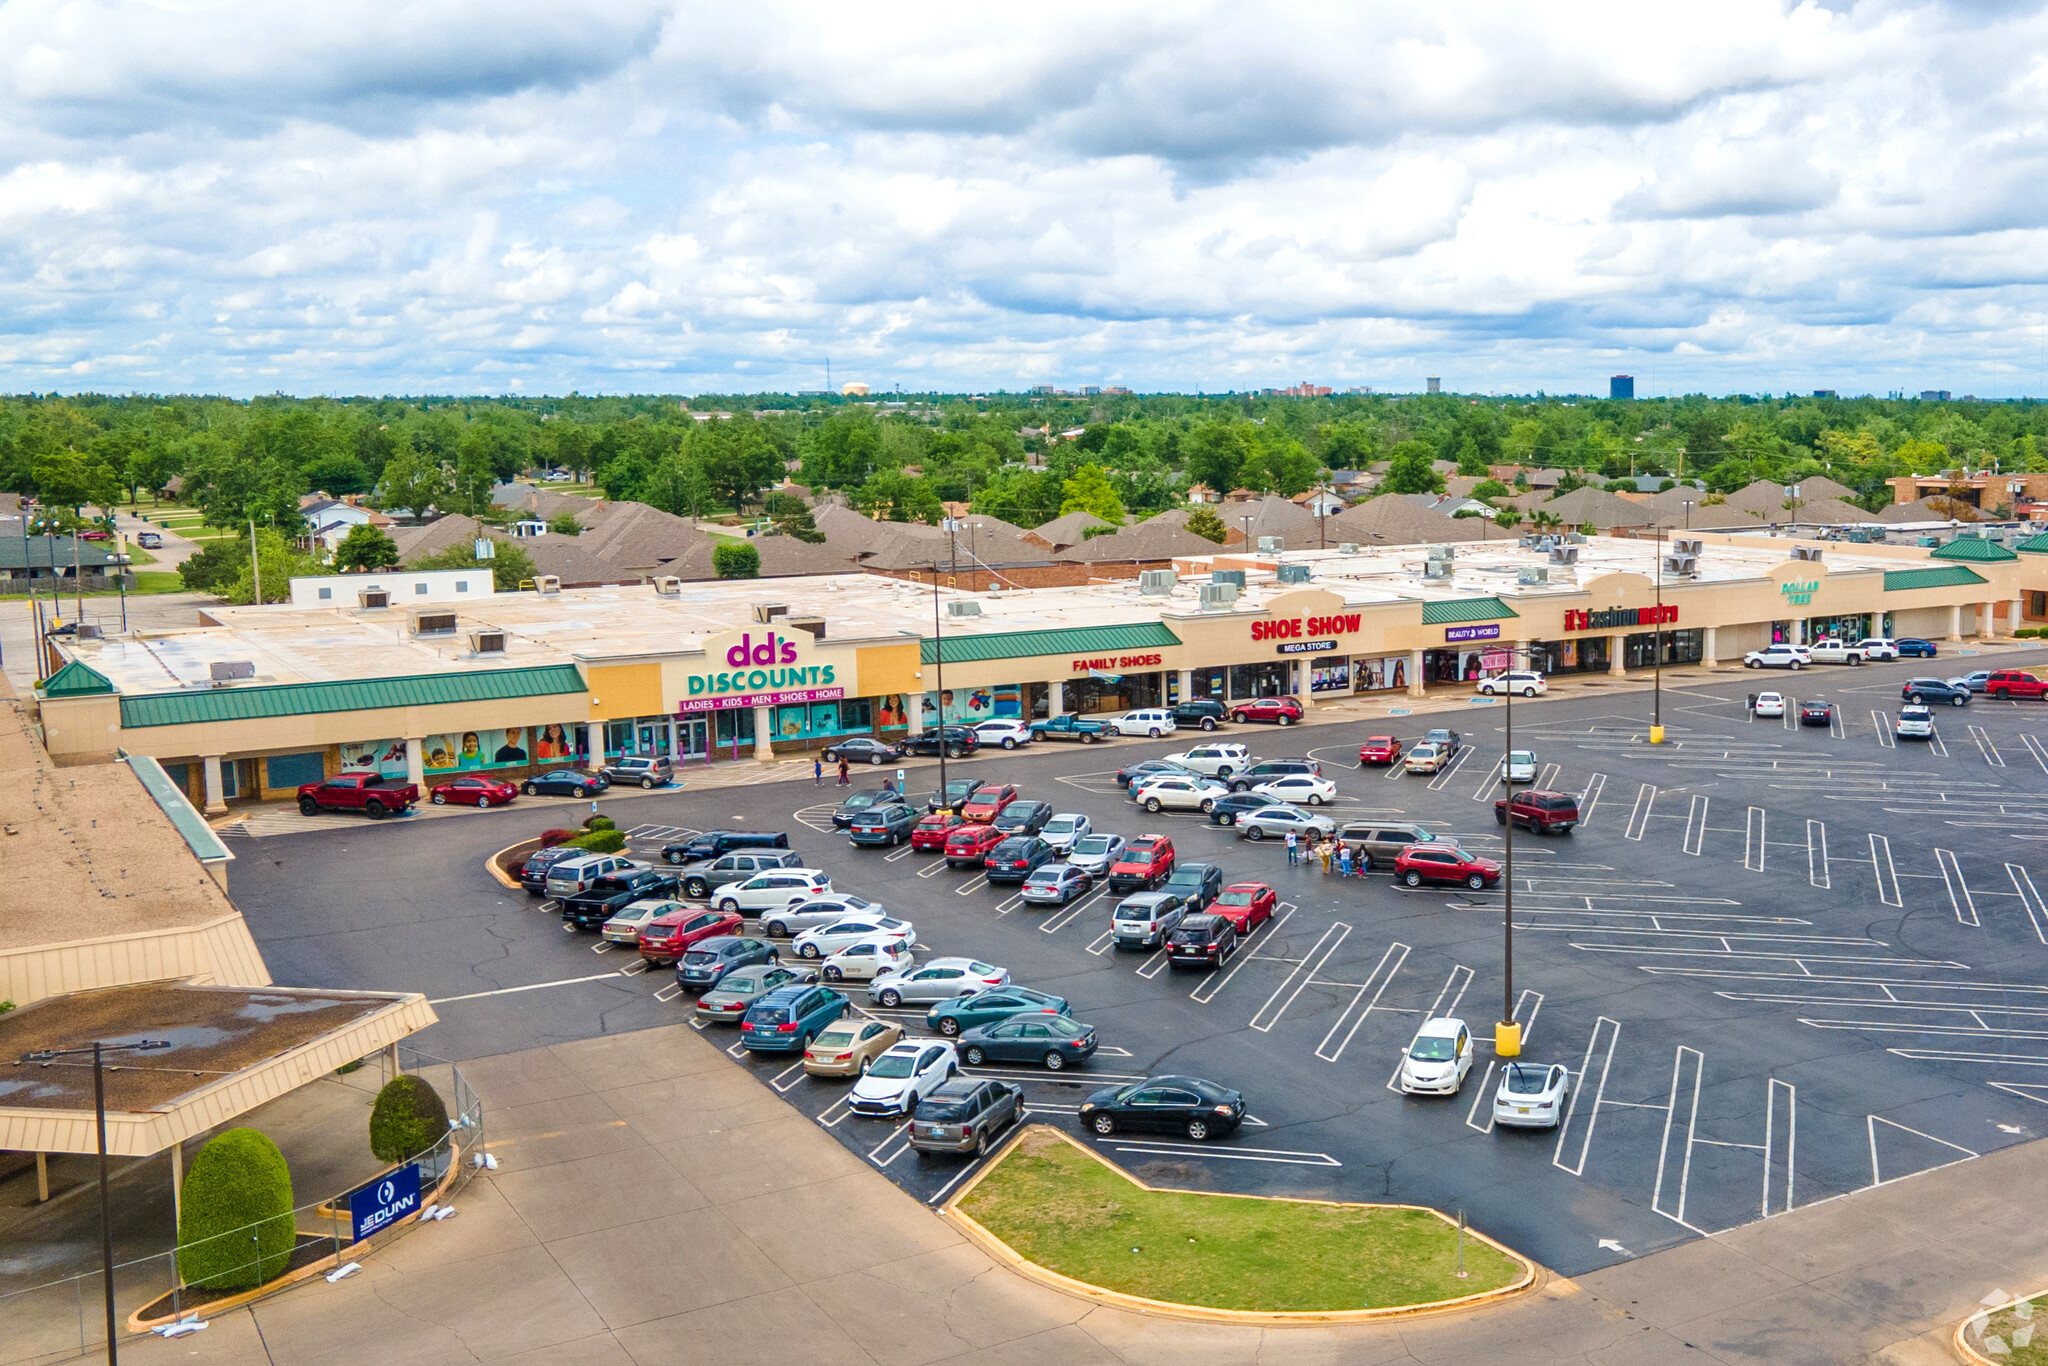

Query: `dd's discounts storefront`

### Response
(651, 626, 922, 760)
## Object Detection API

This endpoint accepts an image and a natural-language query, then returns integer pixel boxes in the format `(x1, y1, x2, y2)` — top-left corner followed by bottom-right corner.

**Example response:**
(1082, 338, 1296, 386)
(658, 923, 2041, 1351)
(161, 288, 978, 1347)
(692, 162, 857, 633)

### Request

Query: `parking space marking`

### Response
(590, 941, 613, 954)
(1807, 820, 1829, 890)
(1872, 835, 1902, 907)
(2023, 734, 2048, 774)
(867, 1120, 915, 1167)
(1536, 762, 1563, 790)
(618, 959, 647, 977)
(2010, 865, 2048, 945)
(955, 873, 990, 896)
(1682, 795, 1708, 856)
(1968, 724, 2007, 768)
(1040, 883, 1112, 934)
(1464, 1059, 1498, 1133)
(1384, 965, 1476, 1090)
(650, 981, 682, 1002)
(1937, 847, 1980, 927)
(1578, 772, 1607, 827)
(1868, 1115, 1976, 1187)
(1762, 1078, 1796, 1218)
(1427, 746, 1475, 791)
(1314, 941, 1410, 1062)
(793, 804, 840, 834)
(1624, 784, 1656, 841)
(816, 1096, 852, 1128)
(994, 891, 1025, 915)
(770, 1059, 808, 1093)
(1096, 1138, 1342, 1168)
(1744, 806, 1766, 872)
(1650, 1046, 1708, 1233)
(917, 859, 952, 879)
(1085, 927, 1116, 955)
(1553, 1016, 1621, 1176)
(1872, 711, 1895, 749)
(1134, 948, 1171, 978)
(1470, 761, 1500, 803)
(430, 970, 633, 1005)
(883, 842, 918, 863)
(1928, 724, 1951, 759)
(1189, 906, 1296, 1003)
(1249, 922, 1352, 1032)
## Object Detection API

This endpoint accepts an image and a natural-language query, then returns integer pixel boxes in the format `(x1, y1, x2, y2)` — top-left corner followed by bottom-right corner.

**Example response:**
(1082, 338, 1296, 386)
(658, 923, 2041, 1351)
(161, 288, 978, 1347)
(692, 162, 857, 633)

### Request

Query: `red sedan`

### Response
(1358, 735, 1402, 766)
(1230, 696, 1304, 726)
(1393, 844, 1504, 891)
(1212, 882, 1276, 933)
(638, 907, 743, 967)
(943, 823, 1007, 868)
(959, 783, 1019, 822)
(430, 776, 518, 807)
(911, 811, 965, 850)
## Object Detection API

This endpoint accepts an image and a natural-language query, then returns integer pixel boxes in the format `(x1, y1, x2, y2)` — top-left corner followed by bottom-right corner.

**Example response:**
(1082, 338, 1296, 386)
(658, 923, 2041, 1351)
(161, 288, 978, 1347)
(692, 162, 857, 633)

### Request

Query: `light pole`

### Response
(19, 1039, 171, 1364)
(930, 554, 948, 804)
(1650, 525, 1666, 745)
(1496, 642, 1523, 1059)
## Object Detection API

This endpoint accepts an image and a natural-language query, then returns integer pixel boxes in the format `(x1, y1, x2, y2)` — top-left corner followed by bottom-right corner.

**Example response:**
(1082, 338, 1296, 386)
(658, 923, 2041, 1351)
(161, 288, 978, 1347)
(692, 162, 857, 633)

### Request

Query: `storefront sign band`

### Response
(1275, 640, 1339, 655)
(680, 687, 844, 714)
(1563, 604, 1678, 632)
(1444, 624, 1501, 642)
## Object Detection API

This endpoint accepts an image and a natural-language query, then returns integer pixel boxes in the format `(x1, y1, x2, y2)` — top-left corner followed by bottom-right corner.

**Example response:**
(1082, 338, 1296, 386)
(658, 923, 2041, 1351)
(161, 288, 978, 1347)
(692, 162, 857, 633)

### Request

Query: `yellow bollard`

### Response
(1495, 1020, 1522, 1058)
(1649, 724, 1665, 745)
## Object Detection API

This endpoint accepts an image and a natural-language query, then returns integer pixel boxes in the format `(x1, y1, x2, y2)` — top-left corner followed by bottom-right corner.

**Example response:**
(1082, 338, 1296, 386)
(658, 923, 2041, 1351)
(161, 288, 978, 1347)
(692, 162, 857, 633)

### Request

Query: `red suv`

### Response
(1109, 834, 1176, 890)
(1230, 696, 1305, 726)
(943, 823, 1007, 868)
(1357, 735, 1402, 766)
(1393, 844, 1503, 890)
(1494, 789, 1579, 835)
(1212, 882, 1275, 933)
(638, 907, 743, 966)
(959, 784, 1019, 822)
(911, 811, 965, 850)
(1987, 670, 2048, 700)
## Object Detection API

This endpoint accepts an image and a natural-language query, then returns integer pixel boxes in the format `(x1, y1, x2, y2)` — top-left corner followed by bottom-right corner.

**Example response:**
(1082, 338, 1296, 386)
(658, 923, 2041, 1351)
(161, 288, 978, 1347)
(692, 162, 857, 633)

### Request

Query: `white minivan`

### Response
(1111, 709, 1177, 738)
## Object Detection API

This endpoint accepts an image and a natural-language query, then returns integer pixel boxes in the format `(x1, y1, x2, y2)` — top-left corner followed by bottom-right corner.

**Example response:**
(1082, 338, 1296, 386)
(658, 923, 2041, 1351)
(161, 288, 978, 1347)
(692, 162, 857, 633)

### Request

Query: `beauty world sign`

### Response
(679, 629, 846, 713)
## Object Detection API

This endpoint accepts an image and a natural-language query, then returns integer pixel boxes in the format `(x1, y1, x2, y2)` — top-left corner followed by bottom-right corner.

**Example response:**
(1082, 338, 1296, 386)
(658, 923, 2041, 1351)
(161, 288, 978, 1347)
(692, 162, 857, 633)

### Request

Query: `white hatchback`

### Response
(1398, 1017, 1474, 1096)
(1163, 743, 1252, 778)
(1111, 709, 1177, 738)
(1250, 774, 1336, 806)
(1039, 812, 1092, 853)
(1132, 775, 1230, 812)
(792, 914, 915, 959)
(973, 719, 1034, 750)
(1477, 671, 1547, 697)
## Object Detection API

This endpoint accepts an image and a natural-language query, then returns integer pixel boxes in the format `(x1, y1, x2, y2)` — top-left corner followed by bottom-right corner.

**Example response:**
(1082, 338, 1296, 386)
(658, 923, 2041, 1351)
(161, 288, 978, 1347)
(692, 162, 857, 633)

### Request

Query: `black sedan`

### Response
(822, 736, 900, 766)
(984, 836, 1056, 883)
(1799, 699, 1833, 727)
(901, 726, 981, 758)
(959, 1014, 1098, 1070)
(991, 800, 1055, 836)
(676, 935, 779, 990)
(925, 778, 980, 813)
(1902, 678, 1971, 707)
(522, 769, 610, 797)
(832, 787, 901, 828)
(1206, 792, 1284, 827)
(1078, 1075, 1245, 1141)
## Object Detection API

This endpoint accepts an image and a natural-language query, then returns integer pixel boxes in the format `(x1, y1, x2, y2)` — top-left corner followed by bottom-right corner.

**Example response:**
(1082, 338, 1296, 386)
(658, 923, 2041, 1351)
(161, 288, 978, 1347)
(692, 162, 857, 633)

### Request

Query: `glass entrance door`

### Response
(679, 717, 709, 760)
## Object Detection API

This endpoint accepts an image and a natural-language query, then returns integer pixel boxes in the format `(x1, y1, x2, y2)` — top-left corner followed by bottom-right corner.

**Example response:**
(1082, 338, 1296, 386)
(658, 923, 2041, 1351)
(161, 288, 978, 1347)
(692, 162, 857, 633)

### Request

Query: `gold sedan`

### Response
(802, 1018, 904, 1078)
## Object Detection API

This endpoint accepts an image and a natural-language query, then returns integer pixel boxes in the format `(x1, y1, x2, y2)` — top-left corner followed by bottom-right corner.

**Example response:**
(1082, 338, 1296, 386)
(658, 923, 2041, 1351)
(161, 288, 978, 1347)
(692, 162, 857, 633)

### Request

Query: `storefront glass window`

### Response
(1228, 662, 1290, 699)
(1352, 656, 1409, 692)
(1530, 638, 1610, 676)
(1191, 668, 1229, 701)
(1309, 658, 1351, 693)
(1623, 629, 1702, 669)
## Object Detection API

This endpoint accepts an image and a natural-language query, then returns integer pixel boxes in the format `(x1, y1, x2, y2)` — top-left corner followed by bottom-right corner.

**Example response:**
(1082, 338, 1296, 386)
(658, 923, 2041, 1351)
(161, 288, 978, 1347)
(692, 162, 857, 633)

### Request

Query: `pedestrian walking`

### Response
(1318, 838, 1333, 874)
(1285, 830, 1298, 866)
(813, 757, 824, 786)
(837, 758, 850, 786)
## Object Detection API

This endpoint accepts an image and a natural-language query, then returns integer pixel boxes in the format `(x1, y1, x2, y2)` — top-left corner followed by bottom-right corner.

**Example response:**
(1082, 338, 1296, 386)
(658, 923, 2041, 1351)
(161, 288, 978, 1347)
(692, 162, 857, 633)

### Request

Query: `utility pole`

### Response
(71, 530, 84, 624)
(249, 519, 261, 605)
(930, 555, 948, 804)
(1497, 642, 1521, 1059)
(1650, 525, 1666, 744)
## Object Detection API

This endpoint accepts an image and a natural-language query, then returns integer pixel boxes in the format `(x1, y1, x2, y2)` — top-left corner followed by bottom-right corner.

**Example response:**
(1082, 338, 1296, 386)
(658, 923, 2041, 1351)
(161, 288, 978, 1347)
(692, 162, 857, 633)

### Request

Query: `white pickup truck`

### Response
(1804, 638, 1868, 665)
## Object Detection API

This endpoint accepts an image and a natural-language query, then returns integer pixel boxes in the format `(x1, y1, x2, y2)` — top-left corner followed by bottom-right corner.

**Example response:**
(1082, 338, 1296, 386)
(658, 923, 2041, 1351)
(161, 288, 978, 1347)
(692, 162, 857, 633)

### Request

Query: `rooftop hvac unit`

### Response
(1565, 533, 1587, 544)
(1423, 559, 1452, 580)
(1867, 527, 1887, 542)
(1916, 536, 1940, 548)
(1516, 566, 1549, 586)
(1672, 537, 1704, 557)
(1426, 544, 1455, 561)
(1791, 544, 1824, 562)
(74, 624, 101, 640)
(409, 609, 458, 636)
(1338, 543, 1359, 554)
(1198, 582, 1240, 610)
(1257, 535, 1282, 552)
(1519, 536, 1540, 549)
(358, 588, 390, 609)
(1548, 545, 1580, 566)
(208, 660, 255, 685)
(1847, 529, 1870, 543)
(1662, 553, 1699, 578)
(946, 600, 982, 617)
(753, 603, 789, 623)
(1210, 569, 1246, 588)
(1137, 568, 1176, 595)
(1276, 563, 1311, 584)
(468, 629, 507, 655)
(782, 614, 826, 639)
(652, 576, 682, 596)
(533, 575, 560, 595)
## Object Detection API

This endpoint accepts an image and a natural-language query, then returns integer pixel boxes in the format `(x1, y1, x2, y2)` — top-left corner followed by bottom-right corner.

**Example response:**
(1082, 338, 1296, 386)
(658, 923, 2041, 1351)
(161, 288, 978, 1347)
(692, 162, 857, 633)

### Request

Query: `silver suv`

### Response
(603, 754, 675, 789)
(1337, 821, 1458, 870)
(680, 850, 805, 900)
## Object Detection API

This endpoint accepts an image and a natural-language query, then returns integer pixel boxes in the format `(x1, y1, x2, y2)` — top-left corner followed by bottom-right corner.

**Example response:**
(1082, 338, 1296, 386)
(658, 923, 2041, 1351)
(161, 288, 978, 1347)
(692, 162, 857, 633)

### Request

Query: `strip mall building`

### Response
(29, 530, 2043, 812)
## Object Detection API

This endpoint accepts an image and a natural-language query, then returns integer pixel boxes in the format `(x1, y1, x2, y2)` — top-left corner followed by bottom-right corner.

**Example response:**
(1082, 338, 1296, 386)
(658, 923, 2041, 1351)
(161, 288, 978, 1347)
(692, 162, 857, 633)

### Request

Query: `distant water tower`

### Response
(1610, 375, 1634, 400)
(1426, 376, 1441, 394)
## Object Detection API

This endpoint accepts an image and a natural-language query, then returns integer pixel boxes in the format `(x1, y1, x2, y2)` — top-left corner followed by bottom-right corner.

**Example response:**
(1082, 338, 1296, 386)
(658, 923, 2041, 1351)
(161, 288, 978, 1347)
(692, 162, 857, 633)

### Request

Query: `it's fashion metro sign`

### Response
(1563, 604, 1678, 632)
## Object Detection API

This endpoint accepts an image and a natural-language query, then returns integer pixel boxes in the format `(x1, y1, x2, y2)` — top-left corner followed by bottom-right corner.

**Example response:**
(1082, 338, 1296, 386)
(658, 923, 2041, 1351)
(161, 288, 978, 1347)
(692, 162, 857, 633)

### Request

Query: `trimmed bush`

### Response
(564, 829, 625, 853)
(176, 1129, 296, 1291)
(582, 814, 617, 831)
(538, 828, 578, 847)
(369, 1074, 450, 1165)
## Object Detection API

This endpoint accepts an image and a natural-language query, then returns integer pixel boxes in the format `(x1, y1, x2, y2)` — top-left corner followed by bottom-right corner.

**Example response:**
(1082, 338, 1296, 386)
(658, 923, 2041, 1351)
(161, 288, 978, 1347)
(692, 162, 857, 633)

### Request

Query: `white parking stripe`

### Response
(1248, 922, 1351, 1032)
(2023, 734, 2048, 773)
(1464, 1060, 1498, 1133)
(1682, 795, 1708, 856)
(1189, 905, 1294, 1004)
(1744, 806, 1766, 872)
(954, 873, 990, 895)
(1553, 1016, 1620, 1176)
(1937, 847, 1979, 927)
(1650, 1046, 1708, 1233)
(1428, 746, 1475, 791)
(1134, 948, 1171, 978)
(2010, 864, 2048, 945)
(1867, 1115, 1976, 1187)
(1872, 710, 1895, 749)
(1577, 772, 1607, 827)
(1871, 834, 1902, 907)
(1040, 883, 1112, 934)
(883, 842, 918, 863)
(1807, 819, 1829, 890)
(1762, 1079, 1796, 1218)
(1385, 965, 1475, 1091)
(1313, 942, 1410, 1063)
(1624, 784, 1656, 840)
(1098, 1139, 1341, 1167)
(1969, 724, 2007, 767)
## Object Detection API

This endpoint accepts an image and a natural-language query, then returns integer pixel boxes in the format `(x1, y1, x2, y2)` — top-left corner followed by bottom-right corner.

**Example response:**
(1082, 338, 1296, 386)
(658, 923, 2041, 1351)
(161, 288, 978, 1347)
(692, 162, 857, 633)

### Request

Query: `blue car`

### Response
(740, 982, 848, 1052)
(523, 769, 610, 798)
(1897, 638, 1938, 658)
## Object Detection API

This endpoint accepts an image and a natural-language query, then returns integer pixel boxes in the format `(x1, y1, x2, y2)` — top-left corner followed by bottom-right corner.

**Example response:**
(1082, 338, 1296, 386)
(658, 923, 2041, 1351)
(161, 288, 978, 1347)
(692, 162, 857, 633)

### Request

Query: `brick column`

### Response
(1702, 626, 1718, 667)
(1608, 634, 1626, 676)
(1407, 649, 1425, 698)
(202, 755, 226, 815)
(753, 705, 774, 761)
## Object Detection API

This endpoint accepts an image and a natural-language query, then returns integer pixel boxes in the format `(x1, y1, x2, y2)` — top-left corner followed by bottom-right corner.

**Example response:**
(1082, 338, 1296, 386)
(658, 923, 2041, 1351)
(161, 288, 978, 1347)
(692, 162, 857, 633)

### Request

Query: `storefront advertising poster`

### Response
(1351, 656, 1408, 692)
(342, 723, 586, 777)
(1310, 659, 1351, 693)
(920, 684, 1022, 726)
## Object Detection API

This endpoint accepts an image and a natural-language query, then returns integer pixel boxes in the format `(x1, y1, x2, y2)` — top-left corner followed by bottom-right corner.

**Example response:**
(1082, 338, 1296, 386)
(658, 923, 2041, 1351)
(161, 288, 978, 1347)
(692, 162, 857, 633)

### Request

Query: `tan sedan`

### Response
(802, 1017, 904, 1078)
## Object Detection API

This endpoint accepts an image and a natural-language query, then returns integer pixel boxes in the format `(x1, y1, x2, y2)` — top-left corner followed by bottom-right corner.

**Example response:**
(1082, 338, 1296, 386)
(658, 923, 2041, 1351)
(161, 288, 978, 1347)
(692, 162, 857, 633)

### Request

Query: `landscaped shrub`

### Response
(564, 829, 625, 853)
(538, 828, 577, 847)
(175, 1129, 296, 1291)
(369, 1074, 449, 1165)
(582, 814, 617, 831)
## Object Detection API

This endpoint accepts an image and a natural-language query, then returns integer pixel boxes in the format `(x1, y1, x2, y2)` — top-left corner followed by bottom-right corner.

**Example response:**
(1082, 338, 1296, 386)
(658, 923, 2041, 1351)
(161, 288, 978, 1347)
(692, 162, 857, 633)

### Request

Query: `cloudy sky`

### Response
(3, 0, 2046, 397)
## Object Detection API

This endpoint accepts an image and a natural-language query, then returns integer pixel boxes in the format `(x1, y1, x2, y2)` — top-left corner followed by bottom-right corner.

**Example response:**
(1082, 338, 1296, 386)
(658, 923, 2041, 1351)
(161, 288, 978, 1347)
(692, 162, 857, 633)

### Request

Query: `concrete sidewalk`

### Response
(90, 1019, 2048, 1365)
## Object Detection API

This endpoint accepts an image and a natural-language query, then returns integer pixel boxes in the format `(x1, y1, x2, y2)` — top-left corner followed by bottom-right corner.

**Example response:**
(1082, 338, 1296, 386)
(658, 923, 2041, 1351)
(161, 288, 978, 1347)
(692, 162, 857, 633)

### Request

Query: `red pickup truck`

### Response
(1987, 670, 2048, 700)
(297, 773, 420, 819)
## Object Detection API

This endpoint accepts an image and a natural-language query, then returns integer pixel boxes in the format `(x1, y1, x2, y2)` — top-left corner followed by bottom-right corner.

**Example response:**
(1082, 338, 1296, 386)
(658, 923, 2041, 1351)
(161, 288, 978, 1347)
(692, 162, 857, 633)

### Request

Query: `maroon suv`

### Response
(1494, 789, 1580, 835)
(1230, 696, 1305, 726)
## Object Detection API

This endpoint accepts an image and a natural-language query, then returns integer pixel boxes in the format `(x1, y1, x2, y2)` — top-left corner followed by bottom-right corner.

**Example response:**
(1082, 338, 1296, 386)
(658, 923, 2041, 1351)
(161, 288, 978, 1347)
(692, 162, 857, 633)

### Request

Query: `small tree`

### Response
(411, 538, 536, 592)
(1058, 463, 1127, 524)
(369, 1074, 450, 1165)
(1184, 506, 1228, 544)
(546, 511, 582, 536)
(226, 529, 319, 605)
(1381, 441, 1444, 494)
(332, 523, 400, 572)
(176, 1129, 296, 1291)
(714, 541, 761, 578)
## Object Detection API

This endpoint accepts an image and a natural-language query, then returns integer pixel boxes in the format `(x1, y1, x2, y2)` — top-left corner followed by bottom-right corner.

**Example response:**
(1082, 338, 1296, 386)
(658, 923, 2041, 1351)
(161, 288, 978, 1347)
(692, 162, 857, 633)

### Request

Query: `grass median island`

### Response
(957, 1130, 1524, 1313)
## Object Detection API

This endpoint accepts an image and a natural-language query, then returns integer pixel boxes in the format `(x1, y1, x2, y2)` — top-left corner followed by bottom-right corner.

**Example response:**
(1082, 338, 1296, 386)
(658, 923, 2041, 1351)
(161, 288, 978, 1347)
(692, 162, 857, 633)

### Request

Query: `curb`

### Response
(940, 1124, 1544, 1326)
(1953, 1286, 2048, 1364)
(486, 837, 544, 890)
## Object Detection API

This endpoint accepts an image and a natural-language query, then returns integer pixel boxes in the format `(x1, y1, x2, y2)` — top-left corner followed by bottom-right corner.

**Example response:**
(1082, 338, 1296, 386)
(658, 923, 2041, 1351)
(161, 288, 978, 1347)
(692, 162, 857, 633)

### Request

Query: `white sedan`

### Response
(1491, 1060, 1570, 1129)
(1040, 812, 1092, 854)
(867, 958, 1009, 1007)
(1477, 670, 1547, 697)
(1403, 742, 1448, 774)
(600, 898, 684, 945)
(848, 1040, 959, 1117)
(1250, 773, 1336, 806)
(792, 914, 915, 960)
(1109, 709, 1177, 737)
(1132, 775, 1231, 813)
(820, 936, 915, 982)
(1753, 691, 1786, 718)
(1162, 743, 1251, 778)
(973, 719, 1034, 750)
(1498, 750, 1537, 783)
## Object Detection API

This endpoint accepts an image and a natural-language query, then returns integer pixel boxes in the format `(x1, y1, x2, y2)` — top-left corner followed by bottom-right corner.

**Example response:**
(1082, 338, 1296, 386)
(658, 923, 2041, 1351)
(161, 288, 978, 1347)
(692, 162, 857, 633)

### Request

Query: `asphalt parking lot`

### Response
(229, 645, 2048, 1278)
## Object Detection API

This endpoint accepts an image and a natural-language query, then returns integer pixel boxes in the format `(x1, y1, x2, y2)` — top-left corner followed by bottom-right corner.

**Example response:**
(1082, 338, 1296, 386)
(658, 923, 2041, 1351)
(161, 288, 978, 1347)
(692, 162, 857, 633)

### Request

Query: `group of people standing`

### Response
(1283, 830, 1365, 875)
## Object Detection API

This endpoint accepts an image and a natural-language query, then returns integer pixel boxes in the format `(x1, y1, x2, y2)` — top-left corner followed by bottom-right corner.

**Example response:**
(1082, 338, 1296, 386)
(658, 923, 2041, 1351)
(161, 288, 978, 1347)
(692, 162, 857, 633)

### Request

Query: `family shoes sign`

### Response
(1563, 604, 1679, 632)
(1070, 652, 1163, 672)
(680, 631, 843, 713)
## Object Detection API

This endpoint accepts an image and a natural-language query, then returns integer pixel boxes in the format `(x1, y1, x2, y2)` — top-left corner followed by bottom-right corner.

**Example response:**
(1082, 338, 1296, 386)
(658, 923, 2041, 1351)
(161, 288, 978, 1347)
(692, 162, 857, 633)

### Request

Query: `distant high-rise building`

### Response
(1919, 390, 1951, 402)
(1609, 375, 1634, 400)
(1813, 390, 1837, 399)
(1426, 376, 1441, 394)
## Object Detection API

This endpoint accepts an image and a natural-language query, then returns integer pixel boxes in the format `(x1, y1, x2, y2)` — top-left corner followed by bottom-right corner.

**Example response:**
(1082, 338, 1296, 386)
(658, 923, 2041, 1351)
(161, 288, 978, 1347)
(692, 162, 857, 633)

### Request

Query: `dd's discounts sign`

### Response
(681, 629, 846, 713)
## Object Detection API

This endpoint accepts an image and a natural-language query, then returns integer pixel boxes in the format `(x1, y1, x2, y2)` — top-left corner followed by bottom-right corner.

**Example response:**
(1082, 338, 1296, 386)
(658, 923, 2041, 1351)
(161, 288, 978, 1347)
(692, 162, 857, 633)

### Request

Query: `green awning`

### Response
(1420, 597, 1521, 625)
(40, 659, 116, 697)
(1929, 537, 2019, 562)
(1882, 565, 1989, 592)
(920, 622, 1181, 666)
(118, 664, 588, 729)
(2016, 533, 2048, 555)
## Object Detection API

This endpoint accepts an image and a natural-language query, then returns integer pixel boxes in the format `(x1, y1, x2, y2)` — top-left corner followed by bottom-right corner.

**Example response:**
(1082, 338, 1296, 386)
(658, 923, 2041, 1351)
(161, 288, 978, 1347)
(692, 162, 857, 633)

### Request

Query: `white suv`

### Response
(1132, 774, 1229, 813)
(973, 719, 1034, 750)
(1856, 637, 1900, 661)
(1162, 742, 1251, 778)
(1743, 643, 1811, 670)
(1476, 671, 1547, 697)
(1110, 709, 1177, 737)
(713, 869, 831, 915)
